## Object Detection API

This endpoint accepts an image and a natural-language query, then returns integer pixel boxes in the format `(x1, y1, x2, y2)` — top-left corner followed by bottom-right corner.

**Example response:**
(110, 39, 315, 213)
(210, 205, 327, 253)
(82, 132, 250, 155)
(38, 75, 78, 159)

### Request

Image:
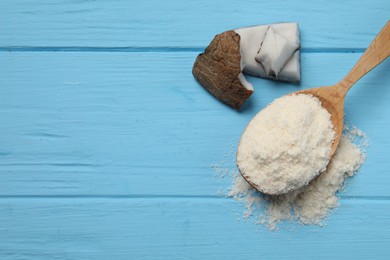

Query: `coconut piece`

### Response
(192, 23, 300, 109)
(192, 31, 253, 110)
(255, 26, 299, 78)
(235, 22, 300, 81)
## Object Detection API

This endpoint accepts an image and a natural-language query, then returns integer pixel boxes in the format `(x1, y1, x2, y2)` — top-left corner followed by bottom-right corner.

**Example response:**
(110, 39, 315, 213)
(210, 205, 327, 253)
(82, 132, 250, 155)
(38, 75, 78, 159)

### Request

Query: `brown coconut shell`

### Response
(192, 30, 253, 110)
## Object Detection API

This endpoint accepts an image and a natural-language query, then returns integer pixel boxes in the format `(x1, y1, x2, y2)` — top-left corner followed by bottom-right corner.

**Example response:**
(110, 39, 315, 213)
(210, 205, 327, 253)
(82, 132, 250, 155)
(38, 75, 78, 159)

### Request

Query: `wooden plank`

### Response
(0, 0, 388, 48)
(0, 198, 389, 259)
(0, 52, 389, 197)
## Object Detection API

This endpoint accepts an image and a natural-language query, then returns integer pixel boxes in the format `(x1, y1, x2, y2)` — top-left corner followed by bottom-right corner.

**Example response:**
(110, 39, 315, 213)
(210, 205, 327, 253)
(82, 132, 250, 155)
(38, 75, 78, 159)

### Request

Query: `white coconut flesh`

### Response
(234, 22, 301, 89)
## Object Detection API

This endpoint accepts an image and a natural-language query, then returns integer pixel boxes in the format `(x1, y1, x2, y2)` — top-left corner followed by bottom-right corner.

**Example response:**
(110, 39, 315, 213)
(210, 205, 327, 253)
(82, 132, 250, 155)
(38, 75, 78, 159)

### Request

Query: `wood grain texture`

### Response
(0, 52, 389, 198)
(0, 0, 389, 48)
(1, 1, 390, 259)
(0, 199, 390, 260)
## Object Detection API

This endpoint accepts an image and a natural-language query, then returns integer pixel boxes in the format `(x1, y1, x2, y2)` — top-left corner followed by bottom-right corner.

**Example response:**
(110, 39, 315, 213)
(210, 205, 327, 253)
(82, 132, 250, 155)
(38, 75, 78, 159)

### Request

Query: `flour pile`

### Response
(225, 127, 366, 230)
(237, 94, 335, 195)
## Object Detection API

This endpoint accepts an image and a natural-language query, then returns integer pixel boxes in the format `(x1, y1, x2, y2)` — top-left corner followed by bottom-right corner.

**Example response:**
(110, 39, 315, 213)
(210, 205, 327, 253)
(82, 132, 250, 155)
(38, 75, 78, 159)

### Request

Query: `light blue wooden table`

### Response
(1, 1, 390, 259)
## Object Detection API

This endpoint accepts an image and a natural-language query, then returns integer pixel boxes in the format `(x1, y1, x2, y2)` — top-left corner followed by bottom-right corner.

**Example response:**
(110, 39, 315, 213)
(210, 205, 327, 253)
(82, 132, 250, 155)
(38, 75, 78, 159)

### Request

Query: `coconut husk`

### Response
(192, 31, 253, 110)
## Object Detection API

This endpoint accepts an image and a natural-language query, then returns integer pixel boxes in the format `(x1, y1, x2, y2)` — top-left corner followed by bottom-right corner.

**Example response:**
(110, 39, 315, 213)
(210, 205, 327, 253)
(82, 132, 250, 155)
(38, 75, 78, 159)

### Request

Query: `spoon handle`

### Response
(340, 20, 390, 92)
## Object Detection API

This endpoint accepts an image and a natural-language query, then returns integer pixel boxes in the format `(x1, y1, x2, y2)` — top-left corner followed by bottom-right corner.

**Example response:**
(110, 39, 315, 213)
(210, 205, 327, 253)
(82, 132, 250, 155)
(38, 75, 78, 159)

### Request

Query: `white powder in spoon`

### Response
(225, 127, 366, 230)
(237, 94, 335, 195)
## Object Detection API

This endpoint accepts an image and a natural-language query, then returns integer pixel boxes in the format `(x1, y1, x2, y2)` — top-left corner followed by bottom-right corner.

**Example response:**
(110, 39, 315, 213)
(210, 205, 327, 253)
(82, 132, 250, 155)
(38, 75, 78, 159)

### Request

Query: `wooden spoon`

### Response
(238, 21, 390, 195)
(296, 21, 390, 156)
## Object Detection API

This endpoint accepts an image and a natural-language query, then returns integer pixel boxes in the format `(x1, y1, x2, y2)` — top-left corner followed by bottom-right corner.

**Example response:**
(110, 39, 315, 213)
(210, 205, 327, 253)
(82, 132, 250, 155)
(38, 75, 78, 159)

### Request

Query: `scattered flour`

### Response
(237, 94, 335, 195)
(223, 128, 366, 230)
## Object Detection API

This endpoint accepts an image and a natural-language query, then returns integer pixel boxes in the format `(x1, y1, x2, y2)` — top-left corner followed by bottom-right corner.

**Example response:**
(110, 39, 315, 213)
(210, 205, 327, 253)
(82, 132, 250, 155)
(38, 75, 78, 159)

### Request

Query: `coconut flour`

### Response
(237, 94, 335, 195)
(217, 127, 366, 230)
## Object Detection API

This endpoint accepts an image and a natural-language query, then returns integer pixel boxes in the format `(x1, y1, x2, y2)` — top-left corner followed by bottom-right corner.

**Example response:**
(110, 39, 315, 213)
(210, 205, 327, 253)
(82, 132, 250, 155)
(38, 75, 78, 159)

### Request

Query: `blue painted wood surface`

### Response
(0, 1, 390, 259)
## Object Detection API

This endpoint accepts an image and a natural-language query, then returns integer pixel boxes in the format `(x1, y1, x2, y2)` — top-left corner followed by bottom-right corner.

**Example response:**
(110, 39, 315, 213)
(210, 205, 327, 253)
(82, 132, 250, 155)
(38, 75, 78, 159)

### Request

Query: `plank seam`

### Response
(0, 47, 366, 53)
(0, 195, 388, 200)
